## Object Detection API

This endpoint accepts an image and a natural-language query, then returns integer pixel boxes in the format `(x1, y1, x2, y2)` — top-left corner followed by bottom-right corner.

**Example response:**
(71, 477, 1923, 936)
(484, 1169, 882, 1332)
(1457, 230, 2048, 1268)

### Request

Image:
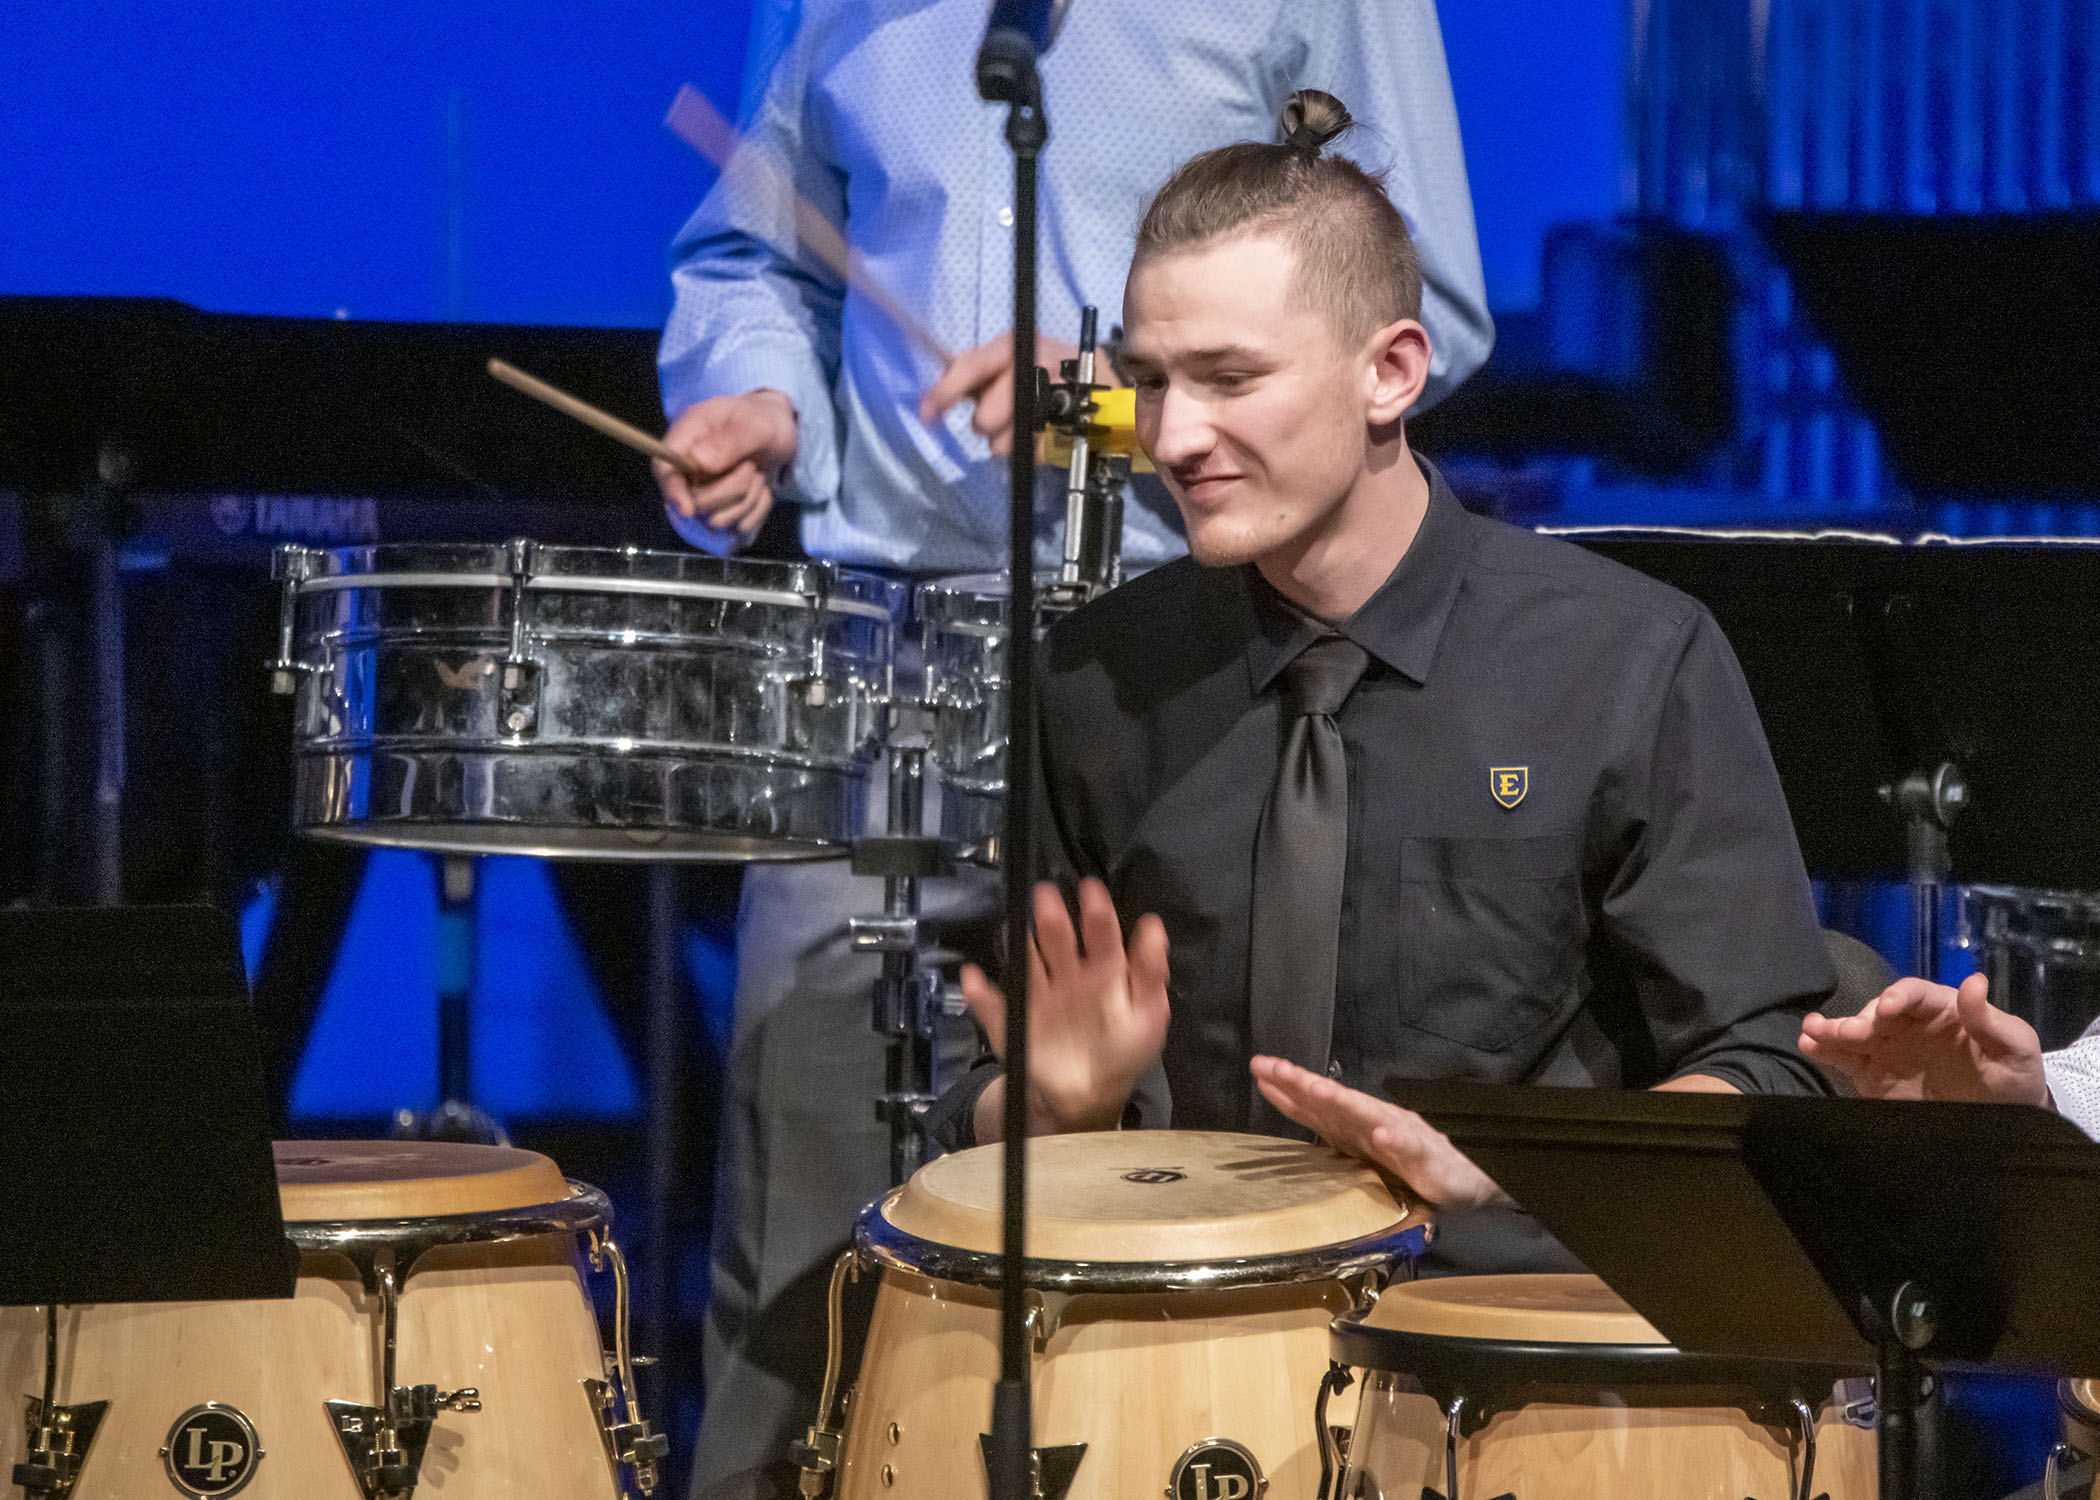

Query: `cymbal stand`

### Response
(851, 732, 955, 1186)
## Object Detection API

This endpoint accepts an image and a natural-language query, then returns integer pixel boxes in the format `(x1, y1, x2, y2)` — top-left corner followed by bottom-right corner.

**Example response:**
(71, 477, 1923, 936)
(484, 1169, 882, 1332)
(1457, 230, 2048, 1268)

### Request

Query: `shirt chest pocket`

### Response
(1394, 834, 1587, 1053)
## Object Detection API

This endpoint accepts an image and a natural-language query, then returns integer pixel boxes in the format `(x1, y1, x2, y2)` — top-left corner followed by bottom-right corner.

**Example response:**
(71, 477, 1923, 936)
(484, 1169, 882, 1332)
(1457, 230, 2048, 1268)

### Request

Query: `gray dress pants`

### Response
(688, 837, 996, 1500)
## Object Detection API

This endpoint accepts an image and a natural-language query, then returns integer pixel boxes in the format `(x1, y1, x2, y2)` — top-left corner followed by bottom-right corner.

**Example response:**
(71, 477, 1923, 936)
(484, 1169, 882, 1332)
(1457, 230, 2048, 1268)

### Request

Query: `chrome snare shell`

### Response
(272, 541, 901, 860)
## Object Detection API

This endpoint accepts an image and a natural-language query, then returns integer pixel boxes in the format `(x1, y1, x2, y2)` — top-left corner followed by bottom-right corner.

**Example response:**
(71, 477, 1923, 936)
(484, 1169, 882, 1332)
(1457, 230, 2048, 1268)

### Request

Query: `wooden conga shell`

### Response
(1335, 1274, 1877, 1500)
(835, 1131, 1426, 1500)
(0, 1141, 623, 1499)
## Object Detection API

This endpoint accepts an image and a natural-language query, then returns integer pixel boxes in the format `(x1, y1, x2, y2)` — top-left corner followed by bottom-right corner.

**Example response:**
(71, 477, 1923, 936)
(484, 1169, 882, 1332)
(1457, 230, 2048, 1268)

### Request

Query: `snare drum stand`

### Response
(851, 734, 957, 1186)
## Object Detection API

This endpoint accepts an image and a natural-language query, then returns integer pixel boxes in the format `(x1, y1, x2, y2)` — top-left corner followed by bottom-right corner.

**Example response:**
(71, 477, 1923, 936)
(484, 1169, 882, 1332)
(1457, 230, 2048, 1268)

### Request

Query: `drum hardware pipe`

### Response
(1789, 1393, 1819, 1500)
(11, 1305, 108, 1500)
(586, 1230, 670, 1495)
(88, 441, 134, 907)
(1441, 1394, 1465, 1500)
(791, 1249, 860, 1498)
(850, 739, 949, 1184)
(802, 567, 834, 709)
(1312, 1363, 1354, 1500)
(1881, 763, 1967, 983)
(1045, 307, 1129, 602)
(641, 862, 680, 1408)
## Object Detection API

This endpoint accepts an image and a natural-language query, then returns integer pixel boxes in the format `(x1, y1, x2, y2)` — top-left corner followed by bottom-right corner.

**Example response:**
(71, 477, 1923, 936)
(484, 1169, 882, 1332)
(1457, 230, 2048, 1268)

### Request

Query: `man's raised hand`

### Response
(1799, 972, 2048, 1106)
(959, 878, 1171, 1140)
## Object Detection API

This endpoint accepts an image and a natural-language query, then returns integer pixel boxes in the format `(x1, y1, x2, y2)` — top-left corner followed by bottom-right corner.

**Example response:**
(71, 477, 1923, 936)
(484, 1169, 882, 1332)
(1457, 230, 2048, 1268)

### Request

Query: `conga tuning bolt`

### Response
(13, 1397, 110, 1500)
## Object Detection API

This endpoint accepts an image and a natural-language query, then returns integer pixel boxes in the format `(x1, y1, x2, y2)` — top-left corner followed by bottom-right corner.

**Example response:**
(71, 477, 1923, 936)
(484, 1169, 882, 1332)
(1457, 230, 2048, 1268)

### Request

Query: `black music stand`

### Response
(0, 904, 293, 1307)
(1390, 1079, 2100, 1500)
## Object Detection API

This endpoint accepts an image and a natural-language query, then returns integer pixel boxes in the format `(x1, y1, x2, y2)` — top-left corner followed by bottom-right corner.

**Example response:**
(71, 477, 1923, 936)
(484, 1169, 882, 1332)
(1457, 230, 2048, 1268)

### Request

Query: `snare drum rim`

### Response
(853, 1197, 1426, 1294)
(298, 543, 903, 621)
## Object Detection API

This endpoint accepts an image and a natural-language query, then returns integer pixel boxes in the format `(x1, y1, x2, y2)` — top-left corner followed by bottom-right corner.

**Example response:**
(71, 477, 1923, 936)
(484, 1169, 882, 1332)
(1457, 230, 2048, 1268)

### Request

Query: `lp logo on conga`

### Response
(160, 1404, 263, 1498)
(1168, 1438, 1266, 1500)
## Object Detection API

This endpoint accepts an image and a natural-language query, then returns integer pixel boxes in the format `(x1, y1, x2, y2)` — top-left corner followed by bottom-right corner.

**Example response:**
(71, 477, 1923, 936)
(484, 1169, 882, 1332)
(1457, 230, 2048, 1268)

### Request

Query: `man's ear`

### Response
(1364, 317, 1432, 424)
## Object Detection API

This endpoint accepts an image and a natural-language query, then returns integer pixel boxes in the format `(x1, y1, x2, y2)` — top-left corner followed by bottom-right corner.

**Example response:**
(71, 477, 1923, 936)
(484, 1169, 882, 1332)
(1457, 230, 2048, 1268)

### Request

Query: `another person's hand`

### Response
(1249, 1056, 1508, 1210)
(653, 389, 799, 545)
(959, 878, 1171, 1140)
(1799, 973, 2048, 1106)
(919, 335, 1107, 456)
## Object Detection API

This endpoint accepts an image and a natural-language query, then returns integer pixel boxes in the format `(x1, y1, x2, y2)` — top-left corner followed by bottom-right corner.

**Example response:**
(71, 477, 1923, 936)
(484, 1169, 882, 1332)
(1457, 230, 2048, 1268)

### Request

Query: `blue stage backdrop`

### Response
(0, 1, 1620, 327)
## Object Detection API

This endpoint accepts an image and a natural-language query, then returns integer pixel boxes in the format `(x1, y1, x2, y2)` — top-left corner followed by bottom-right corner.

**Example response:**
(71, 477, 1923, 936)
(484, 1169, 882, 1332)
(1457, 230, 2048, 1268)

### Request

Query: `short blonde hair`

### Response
(1133, 89, 1422, 339)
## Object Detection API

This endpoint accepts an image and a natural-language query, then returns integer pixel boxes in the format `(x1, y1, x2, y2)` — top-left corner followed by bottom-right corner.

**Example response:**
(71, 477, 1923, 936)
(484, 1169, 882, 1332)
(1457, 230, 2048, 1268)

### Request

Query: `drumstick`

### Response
(486, 358, 699, 477)
(664, 84, 954, 366)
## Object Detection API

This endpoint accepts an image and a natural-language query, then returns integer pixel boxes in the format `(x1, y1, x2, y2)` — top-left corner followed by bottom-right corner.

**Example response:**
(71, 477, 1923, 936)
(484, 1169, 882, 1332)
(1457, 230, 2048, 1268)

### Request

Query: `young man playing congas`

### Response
(940, 91, 1837, 1258)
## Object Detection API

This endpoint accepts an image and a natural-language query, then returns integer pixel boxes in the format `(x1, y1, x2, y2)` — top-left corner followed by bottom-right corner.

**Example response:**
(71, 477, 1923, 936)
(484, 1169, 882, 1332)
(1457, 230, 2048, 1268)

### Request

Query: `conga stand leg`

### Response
(852, 741, 952, 1186)
(393, 854, 509, 1146)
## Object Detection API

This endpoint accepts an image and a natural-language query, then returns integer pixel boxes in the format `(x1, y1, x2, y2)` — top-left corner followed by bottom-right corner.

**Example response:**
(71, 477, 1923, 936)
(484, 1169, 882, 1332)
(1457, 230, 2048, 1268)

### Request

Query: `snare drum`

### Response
(1329, 1274, 1873, 1500)
(0, 1141, 660, 1499)
(1961, 885, 2100, 1048)
(272, 542, 900, 859)
(917, 571, 1084, 864)
(804, 1131, 1426, 1500)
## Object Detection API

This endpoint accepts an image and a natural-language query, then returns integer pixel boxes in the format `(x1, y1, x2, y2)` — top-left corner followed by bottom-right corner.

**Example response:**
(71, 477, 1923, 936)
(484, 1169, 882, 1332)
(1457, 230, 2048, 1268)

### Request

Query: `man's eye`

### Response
(1134, 376, 1167, 395)
(1213, 372, 1253, 390)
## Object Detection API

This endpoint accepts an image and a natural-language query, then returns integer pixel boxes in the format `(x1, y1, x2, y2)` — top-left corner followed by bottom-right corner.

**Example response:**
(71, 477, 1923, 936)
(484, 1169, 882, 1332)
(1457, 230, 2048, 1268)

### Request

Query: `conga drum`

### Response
(1329, 1273, 1875, 1500)
(0, 1141, 661, 1498)
(2049, 1379, 2100, 1499)
(802, 1131, 1427, 1500)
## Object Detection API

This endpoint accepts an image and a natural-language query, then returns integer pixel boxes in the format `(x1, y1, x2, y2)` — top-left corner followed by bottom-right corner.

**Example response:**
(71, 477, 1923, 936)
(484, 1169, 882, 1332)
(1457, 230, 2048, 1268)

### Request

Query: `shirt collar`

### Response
(1244, 452, 1475, 696)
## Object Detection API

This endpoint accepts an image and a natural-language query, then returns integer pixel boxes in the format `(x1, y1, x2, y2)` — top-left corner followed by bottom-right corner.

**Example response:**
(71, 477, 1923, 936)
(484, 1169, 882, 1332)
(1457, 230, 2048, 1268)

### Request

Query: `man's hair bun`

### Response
(1279, 89, 1354, 157)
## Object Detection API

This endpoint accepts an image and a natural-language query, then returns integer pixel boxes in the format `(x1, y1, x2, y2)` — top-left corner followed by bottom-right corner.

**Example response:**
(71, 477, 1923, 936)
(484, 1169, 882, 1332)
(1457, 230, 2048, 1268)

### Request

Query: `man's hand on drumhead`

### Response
(959, 878, 1170, 1139)
(1249, 1057, 1507, 1211)
(654, 389, 799, 547)
(1798, 972, 2049, 1107)
(920, 335, 1107, 456)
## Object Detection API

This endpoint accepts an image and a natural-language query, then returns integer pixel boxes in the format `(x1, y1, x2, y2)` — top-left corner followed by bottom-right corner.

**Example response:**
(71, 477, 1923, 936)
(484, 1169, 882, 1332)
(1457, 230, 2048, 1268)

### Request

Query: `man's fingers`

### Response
(957, 963, 1007, 1056)
(1032, 881, 1079, 985)
(919, 340, 1009, 424)
(1874, 977, 1956, 1021)
(970, 368, 1016, 442)
(1075, 878, 1123, 969)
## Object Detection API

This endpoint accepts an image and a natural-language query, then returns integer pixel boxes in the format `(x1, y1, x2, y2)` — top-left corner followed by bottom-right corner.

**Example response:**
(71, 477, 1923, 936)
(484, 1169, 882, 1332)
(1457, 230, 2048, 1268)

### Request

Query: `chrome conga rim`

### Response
(285, 1181, 611, 1259)
(854, 1195, 1426, 1295)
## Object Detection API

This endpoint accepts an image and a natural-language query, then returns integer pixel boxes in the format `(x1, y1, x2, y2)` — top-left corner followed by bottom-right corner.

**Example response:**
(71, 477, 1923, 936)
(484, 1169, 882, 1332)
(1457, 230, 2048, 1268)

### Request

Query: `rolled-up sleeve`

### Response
(1601, 610, 1836, 1095)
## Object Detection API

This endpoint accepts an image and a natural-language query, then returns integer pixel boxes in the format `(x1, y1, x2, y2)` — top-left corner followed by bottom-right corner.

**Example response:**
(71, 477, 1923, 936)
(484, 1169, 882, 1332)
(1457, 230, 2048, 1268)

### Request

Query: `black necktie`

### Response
(1247, 634, 1368, 1133)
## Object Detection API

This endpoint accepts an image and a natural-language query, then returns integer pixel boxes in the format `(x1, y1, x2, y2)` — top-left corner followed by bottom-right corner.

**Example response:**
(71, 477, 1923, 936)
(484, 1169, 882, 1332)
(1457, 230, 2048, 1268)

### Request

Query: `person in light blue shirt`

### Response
(652, 6, 1490, 1497)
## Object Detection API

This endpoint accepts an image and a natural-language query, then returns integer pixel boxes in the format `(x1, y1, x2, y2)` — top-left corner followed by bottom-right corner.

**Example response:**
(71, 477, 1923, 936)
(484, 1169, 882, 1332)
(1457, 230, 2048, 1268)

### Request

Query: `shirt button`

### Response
(1327, 1059, 1344, 1081)
(997, 205, 1015, 227)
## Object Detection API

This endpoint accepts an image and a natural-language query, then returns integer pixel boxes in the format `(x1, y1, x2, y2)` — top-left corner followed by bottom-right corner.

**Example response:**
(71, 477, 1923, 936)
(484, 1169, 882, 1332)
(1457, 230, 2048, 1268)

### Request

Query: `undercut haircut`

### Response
(1133, 89, 1423, 342)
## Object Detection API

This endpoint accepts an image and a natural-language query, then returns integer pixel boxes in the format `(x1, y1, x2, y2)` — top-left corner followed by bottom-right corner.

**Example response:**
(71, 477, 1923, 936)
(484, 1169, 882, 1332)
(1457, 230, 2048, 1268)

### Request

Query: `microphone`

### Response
(977, 0, 1057, 104)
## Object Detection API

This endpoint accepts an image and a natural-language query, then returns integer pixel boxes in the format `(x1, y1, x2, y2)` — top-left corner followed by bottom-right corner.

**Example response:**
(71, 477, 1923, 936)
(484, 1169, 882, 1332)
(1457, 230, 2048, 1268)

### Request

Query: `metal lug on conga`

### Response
(326, 1390, 474, 1500)
(13, 1397, 109, 1500)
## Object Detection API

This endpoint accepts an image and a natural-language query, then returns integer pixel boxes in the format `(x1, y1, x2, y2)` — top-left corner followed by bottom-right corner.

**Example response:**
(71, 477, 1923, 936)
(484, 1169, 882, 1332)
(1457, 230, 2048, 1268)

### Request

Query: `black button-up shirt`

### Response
(1030, 456, 1834, 1131)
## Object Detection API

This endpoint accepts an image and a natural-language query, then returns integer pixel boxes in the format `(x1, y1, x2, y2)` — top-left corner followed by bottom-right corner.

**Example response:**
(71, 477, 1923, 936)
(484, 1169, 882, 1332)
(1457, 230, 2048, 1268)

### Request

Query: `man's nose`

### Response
(1145, 387, 1212, 470)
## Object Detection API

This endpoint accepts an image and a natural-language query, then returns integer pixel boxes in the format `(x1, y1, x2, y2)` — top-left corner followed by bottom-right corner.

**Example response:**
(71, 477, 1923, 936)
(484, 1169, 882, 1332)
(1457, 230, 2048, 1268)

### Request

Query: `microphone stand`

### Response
(977, 21, 1046, 1500)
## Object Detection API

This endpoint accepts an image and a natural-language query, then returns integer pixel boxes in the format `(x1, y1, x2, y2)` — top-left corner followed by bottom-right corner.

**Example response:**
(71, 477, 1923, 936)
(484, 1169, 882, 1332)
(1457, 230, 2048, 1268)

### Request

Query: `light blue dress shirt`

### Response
(660, 0, 1493, 573)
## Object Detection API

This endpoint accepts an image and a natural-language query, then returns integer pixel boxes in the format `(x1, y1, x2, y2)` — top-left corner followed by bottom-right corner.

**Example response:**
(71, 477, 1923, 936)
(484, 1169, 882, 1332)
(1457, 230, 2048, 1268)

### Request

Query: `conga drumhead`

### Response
(1365, 1273, 1670, 1345)
(275, 1140, 572, 1221)
(883, 1130, 1405, 1261)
